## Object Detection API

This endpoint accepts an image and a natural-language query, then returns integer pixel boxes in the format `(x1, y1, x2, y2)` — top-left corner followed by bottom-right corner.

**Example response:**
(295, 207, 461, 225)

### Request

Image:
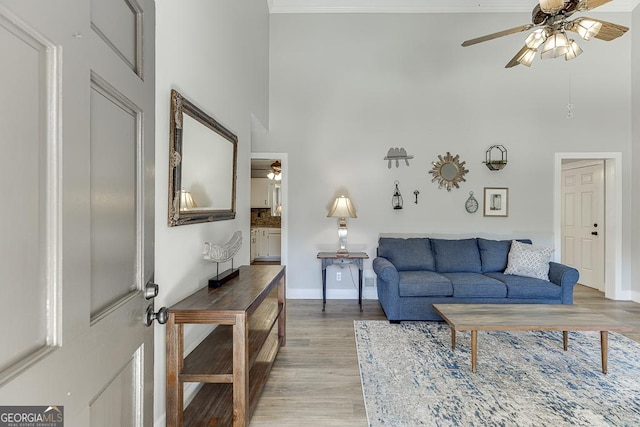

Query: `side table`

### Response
(317, 251, 369, 312)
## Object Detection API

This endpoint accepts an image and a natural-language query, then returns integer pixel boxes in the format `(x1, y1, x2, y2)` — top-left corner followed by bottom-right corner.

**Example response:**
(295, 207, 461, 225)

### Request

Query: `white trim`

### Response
(554, 152, 625, 300)
(251, 152, 288, 270)
(561, 159, 604, 171)
(268, 0, 640, 14)
(286, 288, 379, 300)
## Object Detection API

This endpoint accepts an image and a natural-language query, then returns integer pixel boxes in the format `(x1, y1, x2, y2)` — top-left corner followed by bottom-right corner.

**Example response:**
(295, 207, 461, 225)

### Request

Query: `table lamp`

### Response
(327, 195, 357, 254)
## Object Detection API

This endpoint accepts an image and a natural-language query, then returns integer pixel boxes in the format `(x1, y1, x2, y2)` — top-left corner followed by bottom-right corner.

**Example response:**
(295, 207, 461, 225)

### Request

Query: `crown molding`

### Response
(268, 0, 640, 14)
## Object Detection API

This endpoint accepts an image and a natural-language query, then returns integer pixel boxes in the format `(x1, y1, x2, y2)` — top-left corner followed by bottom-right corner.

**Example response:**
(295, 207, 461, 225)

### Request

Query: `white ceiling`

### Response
(268, 0, 640, 14)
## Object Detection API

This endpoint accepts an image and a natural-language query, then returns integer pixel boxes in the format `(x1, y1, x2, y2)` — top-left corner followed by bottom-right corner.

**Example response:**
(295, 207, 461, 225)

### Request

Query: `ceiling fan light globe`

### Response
(577, 19, 603, 40)
(565, 39, 583, 61)
(539, 0, 564, 14)
(525, 28, 548, 49)
(540, 32, 570, 60)
(517, 48, 538, 67)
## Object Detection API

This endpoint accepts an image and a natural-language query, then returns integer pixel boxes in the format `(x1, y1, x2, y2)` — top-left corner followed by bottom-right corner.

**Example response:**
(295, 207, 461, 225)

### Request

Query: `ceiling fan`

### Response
(461, 0, 629, 68)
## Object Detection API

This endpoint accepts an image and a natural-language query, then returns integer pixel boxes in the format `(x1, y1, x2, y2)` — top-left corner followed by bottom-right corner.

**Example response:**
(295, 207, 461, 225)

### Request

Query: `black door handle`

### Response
(591, 231, 598, 236)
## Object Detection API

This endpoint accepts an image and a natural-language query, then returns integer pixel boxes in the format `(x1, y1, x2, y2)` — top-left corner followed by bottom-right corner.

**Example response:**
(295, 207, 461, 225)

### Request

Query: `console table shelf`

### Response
(166, 265, 286, 427)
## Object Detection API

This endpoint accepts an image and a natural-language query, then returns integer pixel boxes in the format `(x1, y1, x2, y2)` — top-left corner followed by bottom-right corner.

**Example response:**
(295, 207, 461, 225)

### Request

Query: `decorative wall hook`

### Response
(384, 147, 414, 168)
(413, 190, 420, 204)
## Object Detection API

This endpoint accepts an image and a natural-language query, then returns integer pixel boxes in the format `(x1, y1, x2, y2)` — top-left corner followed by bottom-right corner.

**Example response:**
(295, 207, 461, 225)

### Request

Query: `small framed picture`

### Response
(483, 187, 508, 217)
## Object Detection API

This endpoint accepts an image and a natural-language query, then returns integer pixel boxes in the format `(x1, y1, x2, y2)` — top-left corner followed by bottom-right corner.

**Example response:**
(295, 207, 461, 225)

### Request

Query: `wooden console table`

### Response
(166, 265, 286, 426)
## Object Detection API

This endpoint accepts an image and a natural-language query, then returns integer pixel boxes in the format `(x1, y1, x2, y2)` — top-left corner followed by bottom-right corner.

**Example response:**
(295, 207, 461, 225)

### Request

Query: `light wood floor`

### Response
(250, 285, 640, 426)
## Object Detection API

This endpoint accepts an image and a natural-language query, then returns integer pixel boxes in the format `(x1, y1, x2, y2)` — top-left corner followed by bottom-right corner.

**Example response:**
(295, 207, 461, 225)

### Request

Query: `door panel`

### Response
(90, 0, 141, 74)
(89, 346, 142, 427)
(89, 76, 139, 318)
(0, 2, 59, 383)
(0, 1, 156, 426)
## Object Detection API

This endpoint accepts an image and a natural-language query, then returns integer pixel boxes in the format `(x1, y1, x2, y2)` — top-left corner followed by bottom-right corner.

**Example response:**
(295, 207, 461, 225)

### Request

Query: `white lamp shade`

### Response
(541, 32, 570, 60)
(539, 0, 564, 13)
(577, 19, 603, 40)
(267, 171, 282, 181)
(565, 39, 583, 61)
(327, 195, 357, 218)
(180, 190, 197, 210)
(516, 48, 538, 67)
(525, 29, 548, 49)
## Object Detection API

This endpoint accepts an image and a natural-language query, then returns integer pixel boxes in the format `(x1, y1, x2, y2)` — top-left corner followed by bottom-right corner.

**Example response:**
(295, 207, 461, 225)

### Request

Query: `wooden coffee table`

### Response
(432, 304, 634, 374)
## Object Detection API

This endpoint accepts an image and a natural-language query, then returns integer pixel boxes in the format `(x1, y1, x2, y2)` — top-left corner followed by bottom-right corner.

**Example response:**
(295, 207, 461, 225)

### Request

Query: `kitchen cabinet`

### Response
(250, 229, 257, 263)
(251, 178, 269, 208)
(254, 228, 281, 260)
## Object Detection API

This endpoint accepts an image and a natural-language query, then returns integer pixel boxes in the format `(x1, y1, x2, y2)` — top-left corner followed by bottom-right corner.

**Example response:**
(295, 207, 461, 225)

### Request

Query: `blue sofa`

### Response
(372, 237, 579, 321)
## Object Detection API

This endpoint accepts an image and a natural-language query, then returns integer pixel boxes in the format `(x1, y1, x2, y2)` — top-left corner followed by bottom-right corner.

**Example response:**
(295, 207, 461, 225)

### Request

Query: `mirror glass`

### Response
(168, 89, 237, 226)
(429, 152, 469, 192)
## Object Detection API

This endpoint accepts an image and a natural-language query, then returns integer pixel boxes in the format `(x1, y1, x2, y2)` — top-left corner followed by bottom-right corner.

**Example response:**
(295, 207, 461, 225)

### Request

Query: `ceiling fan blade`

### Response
(505, 45, 529, 68)
(462, 24, 535, 47)
(575, 0, 614, 12)
(566, 17, 629, 41)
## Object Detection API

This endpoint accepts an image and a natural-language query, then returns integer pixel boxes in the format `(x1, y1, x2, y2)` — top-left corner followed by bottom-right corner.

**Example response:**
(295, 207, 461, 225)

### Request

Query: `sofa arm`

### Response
(548, 261, 579, 304)
(373, 257, 399, 286)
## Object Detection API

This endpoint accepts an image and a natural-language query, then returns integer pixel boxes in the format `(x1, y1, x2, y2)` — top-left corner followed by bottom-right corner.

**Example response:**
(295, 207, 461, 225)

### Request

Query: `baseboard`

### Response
(286, 288, 378, 300)
(631, 289, 640, 303)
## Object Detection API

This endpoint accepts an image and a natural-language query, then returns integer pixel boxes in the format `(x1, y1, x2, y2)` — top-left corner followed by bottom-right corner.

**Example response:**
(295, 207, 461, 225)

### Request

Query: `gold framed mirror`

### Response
(168, 89, 238, 226)
(429, 152, 468, 191)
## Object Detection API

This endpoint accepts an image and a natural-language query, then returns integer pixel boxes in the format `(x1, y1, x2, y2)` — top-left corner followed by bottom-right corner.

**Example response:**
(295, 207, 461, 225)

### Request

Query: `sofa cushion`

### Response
(378, 238, 435, 271)
(398, 271, 453, 297)
(485, 272, 562, 299)
(441, 273, 507, 298)
(504, 240, 553, 280)
(431, 238, 482, 273)
(478, 238, 533, 273)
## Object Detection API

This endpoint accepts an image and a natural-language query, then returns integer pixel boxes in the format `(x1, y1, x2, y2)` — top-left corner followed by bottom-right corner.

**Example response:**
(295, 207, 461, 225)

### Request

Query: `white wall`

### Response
(259, 12, 636, 299)
(154, 0, 269, 424)
(633, 4, 640, 302)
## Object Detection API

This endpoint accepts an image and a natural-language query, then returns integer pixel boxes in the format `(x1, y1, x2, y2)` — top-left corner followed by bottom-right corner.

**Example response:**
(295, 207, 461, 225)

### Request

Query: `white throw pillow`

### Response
(504, 240, 553, 280)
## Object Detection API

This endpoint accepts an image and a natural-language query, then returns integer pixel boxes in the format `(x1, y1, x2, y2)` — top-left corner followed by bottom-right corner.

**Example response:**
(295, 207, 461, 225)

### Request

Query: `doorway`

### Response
(250, 153, 288, 267)
(561, 160, 605, 291)
(554, 153, 623, 300)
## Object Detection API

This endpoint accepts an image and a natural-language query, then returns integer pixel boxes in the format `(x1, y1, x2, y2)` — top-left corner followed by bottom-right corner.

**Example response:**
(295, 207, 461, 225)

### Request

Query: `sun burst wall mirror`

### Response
(429, 152, 469, 191)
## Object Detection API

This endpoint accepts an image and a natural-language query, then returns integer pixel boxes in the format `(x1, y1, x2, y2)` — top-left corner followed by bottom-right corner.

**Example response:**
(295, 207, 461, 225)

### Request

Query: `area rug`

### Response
(354, 321, 640, 426)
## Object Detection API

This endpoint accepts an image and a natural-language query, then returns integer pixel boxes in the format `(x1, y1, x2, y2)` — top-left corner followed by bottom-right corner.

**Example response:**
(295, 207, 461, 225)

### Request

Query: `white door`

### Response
(561, 161, 605, 291)
(0, 0, 157, 426)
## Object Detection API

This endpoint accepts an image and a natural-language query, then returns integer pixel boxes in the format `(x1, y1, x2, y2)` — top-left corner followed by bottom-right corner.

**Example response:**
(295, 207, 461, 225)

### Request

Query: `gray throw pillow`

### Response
(504, 240, 553, 280)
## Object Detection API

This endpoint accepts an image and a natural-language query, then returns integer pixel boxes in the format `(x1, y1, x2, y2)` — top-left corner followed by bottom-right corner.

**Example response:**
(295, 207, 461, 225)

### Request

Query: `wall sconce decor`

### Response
(483, 145, 508, 171)
(392, 181, 403, 209)
(384, 147, 414, 168)
(327, 195, 357, 254)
